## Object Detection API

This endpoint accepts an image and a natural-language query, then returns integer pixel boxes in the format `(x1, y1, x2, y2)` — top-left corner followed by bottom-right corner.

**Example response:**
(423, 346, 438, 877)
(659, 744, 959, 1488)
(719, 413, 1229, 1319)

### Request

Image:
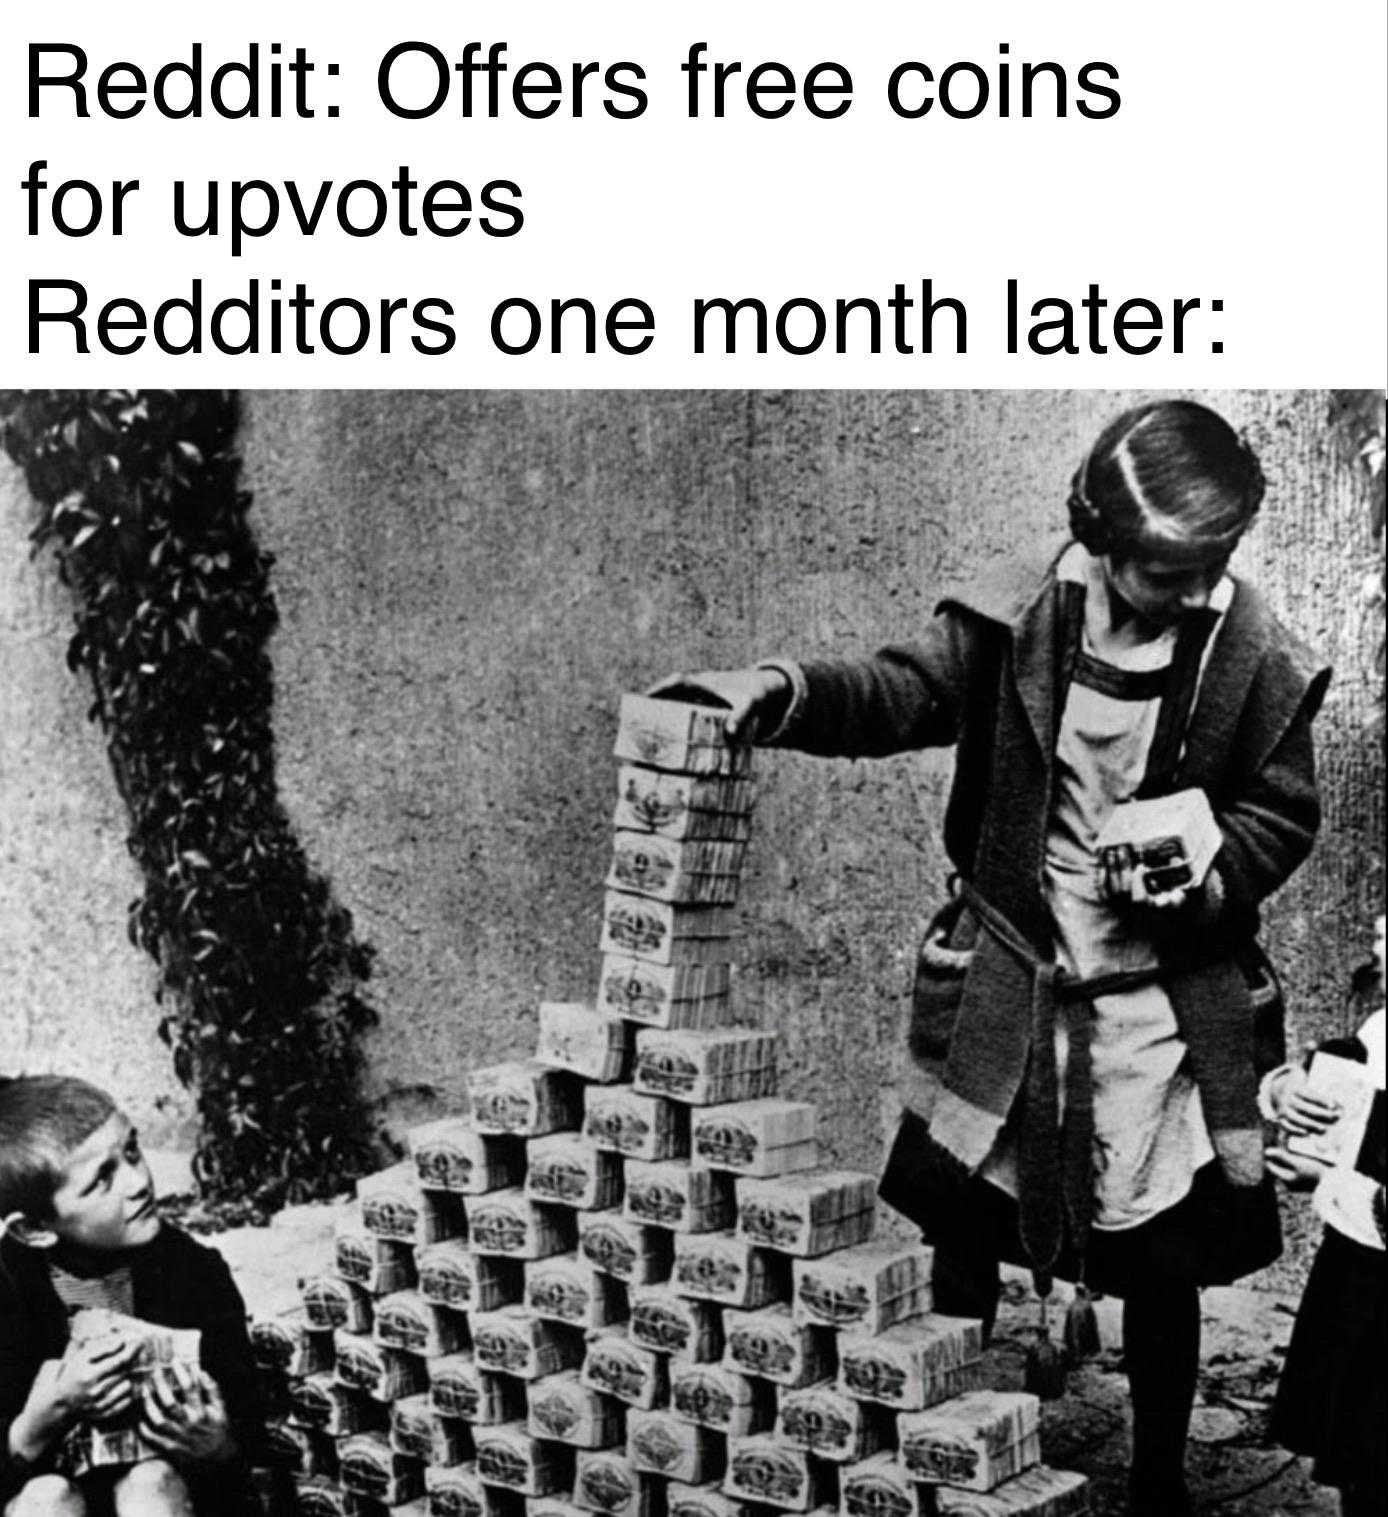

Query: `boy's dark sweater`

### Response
(0, 1223, 263, 1512)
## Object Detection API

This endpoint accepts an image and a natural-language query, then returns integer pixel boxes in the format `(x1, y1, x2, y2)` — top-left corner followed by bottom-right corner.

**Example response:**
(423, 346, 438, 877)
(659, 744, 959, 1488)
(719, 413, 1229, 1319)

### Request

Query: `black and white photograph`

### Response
(1, 389, 1383, 1516)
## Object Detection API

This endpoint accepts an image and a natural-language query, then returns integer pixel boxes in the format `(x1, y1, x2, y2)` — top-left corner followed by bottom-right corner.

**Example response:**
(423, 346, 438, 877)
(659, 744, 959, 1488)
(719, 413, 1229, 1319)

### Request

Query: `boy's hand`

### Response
(9, 1338, 140, 1460)
(1266, 1062, 1341, 1137)
(57, 1333, 141, 1422)
(138, 1363, 233, 1466)
(644, 667, 790, 743)
(1265, 1145, 1333, 1191)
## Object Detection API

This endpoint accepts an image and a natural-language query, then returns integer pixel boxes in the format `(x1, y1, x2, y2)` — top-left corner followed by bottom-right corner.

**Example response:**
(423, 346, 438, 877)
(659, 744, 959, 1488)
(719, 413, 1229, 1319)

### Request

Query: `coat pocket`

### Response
(908, 891, 979, 1064)
(1238, 941, 1286, 1078)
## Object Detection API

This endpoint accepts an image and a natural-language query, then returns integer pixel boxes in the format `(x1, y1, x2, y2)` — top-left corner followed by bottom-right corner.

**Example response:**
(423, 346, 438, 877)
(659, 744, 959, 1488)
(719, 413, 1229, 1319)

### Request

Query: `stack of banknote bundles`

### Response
(608, 833, 748, 908)
(932, 1465, 1090, 1516)
(573, 1448, 656, 1517)
(358, 1164, 467, 1249)
(422, 1461, 492, 1517)
(529, 1371, 627, 1448)
(668, 1212, 791, 1298)
(391, 1392, 471, 1468)
(429, 1351, 526, 1424)
(529, 1500, 592, 1517)
(287, 1374, 376, 1439)
(475, 1421, 573, 1496)
(776, 1380, 892, 1464)
(669, 1361, 775, 1438)
(611, 698, 753, 789)
(239, 693, 1092, 1516)
(416, 1240, 521, 1314)
(836, 1317, 987, 1412)
(409, 1117, 526, 1195)
(896, 1391, 1042, 1493)
(374, 1291, 468, 1359)
(264, 1420, 336, 1480)
(667, 1481, 747, 1517)
(578, 1208, 675, 1286)
(581, 1326, 669, 1410)
(627, 1407, 726, 1485)
(632, 1028, 779, 1106)
(468, 1188, 577, 1260)
(472, 1305, 586, 1381)
(300, 1274, 375, 1335)
(690, 1100, 818, 1178)
(526, 1254, 628, 1330)
(628, 1285, 724, 1363)
(583, 1084, 690, 1162)
(721, 1303, 834, 1390)
(62, 1310, 203, 1474)
(623, 1161, 736, 1233)
(469, 1062, 585, 1138)
(734, 1171, 877, 1257)
(598, 695, 754, 1036)
(1092, 787, 1222, 900)
(791, 1241, 932, 1335)
(598, 956, 734, 1032)
(251, 1308, 335, 1381)
(337, 1430, 427, 1506)
(537, 1002, 637, 1084)
(614, 765, 753, 843)
(722, 1433, 831, 1511)
(527, 1134, 625, 1210)
(333, 1211, 417, 1296)
(289, 1473, 351, 1515)
(333, 1329, 430, 1404)
(840, 1449, 934, 1517)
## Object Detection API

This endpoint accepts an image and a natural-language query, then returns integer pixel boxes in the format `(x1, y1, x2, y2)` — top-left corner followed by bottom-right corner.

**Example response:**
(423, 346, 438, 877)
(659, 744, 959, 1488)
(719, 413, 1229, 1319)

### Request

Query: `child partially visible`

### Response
(0, 1076, 263, 1516)
(1264, 916, 1386, 1517)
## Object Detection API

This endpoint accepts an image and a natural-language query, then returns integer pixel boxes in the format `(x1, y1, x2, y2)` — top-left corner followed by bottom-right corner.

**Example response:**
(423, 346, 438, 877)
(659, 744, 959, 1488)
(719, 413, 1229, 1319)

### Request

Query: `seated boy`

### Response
(0, 1076, 263, 1516)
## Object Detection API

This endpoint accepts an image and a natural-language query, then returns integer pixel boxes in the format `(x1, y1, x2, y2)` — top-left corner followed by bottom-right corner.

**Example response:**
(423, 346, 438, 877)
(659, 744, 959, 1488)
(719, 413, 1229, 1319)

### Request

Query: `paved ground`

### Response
(988, 1281, 1336, 1516)
(193, 1186, 1339, 1517)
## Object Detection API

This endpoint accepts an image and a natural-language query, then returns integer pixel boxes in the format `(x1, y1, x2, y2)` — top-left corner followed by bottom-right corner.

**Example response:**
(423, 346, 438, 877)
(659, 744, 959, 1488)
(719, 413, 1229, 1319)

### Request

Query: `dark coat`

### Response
(775, 535, 1330, 1249)
(0, 1224, 263, 1513)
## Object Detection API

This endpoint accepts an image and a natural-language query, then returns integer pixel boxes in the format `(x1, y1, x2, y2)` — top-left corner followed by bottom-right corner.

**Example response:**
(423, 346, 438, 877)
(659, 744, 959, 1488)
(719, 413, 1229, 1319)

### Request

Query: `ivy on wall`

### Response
(1, 390, 379, 1209)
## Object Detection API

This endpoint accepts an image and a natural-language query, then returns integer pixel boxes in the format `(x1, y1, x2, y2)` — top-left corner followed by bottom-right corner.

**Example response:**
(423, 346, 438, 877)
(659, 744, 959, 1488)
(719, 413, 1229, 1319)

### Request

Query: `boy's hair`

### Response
(0, 1075, 117, 1223)
(1068, 400, 1265, 566)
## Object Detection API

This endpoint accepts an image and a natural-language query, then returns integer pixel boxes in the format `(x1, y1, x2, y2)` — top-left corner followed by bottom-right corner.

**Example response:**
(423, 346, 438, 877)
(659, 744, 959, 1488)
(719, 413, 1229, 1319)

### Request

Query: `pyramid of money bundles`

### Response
(247, 694, 1090, 1517)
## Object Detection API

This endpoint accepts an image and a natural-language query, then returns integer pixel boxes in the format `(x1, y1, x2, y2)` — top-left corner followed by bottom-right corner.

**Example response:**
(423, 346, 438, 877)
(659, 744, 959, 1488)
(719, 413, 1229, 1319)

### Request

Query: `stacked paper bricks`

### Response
(248, 696, 1089, 1517)
(58, 1310, 202, 1475)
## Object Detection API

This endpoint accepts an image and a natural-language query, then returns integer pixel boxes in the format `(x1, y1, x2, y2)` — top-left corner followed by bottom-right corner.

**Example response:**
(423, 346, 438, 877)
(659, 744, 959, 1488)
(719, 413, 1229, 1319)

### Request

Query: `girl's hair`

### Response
(1068, 401, 1266, 565)
(0, 1075, 117, 1225)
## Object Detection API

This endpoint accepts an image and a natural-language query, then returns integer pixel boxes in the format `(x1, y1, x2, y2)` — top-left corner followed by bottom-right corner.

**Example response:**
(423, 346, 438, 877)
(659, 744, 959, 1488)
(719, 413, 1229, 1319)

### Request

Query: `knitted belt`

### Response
(956, 879, 1172, 1274)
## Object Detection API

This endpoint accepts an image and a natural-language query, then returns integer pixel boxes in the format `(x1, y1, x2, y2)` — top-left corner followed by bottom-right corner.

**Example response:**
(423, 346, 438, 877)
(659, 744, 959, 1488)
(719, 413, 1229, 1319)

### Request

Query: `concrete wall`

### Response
(3, 393, 1381, 1247)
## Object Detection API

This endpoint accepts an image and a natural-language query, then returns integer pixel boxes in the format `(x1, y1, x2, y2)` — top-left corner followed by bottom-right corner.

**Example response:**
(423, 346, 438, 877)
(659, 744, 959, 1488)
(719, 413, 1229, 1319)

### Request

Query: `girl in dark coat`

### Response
(655, 401, 1330, 1516)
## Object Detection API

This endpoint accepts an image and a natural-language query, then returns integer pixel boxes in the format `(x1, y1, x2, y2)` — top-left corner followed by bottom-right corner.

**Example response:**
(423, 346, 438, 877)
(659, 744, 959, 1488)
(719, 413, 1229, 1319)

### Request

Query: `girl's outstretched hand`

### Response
(644, 667, 791, 743)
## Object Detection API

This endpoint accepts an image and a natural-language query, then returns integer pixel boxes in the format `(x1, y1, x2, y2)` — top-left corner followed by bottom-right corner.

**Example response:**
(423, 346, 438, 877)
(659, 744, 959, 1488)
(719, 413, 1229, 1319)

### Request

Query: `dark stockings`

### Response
(1340, 1484, 1379, 1517)
(931, 1240, 1003, 1343)
(1123, 1284, 1201, 1510)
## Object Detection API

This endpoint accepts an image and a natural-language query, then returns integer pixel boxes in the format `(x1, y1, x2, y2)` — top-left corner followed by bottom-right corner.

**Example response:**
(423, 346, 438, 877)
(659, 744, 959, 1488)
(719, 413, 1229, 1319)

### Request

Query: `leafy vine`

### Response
(2, 389, 379, 1209)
